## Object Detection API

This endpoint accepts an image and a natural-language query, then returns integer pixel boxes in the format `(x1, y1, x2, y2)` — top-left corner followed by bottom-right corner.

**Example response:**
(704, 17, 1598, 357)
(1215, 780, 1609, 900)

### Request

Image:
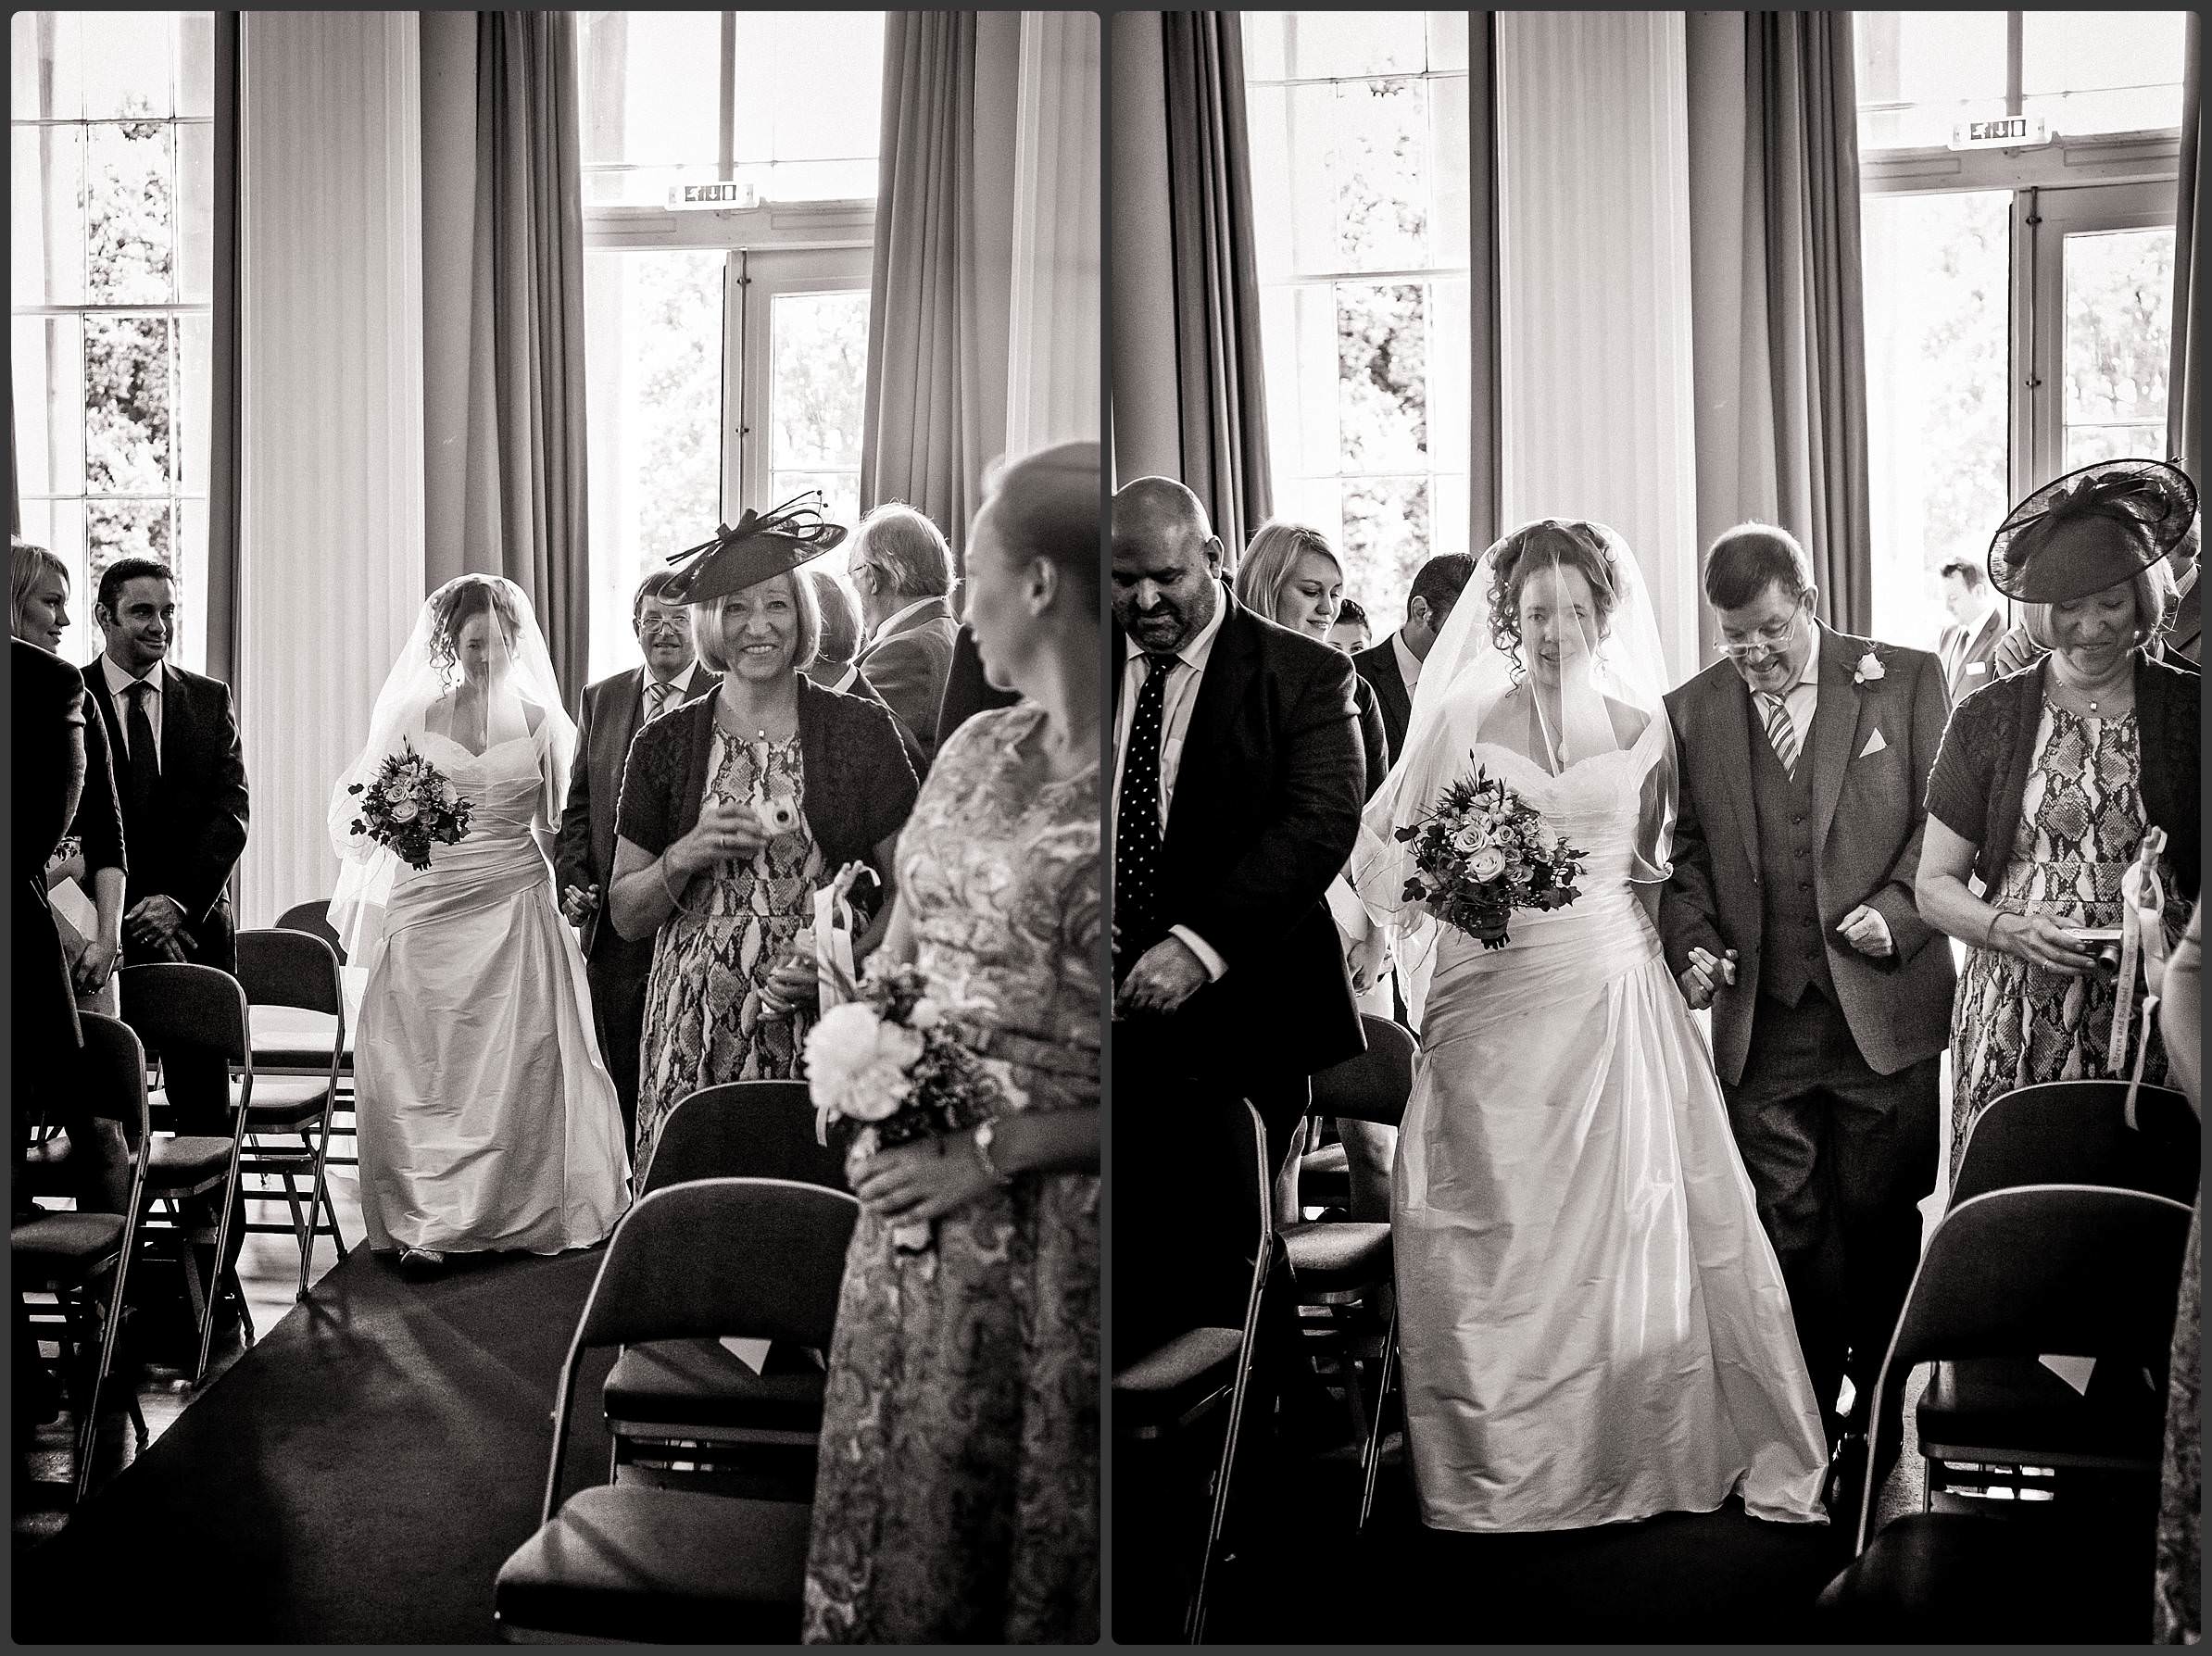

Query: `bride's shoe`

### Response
(398, 1246, 447, 1279)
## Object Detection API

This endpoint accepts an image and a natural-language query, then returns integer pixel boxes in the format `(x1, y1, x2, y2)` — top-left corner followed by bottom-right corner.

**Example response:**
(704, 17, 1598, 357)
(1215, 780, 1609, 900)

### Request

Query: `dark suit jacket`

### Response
(2168, 574, 2201, 668)
(1119, 594, 1366, 1082)
(1938, 608, 2004, 704)
(556, 664, 720, 960)
(18, 641, 90, 1062)
(1351, 634, 1415, 761)
(81, 656, 249, 972)
(1351, 674, 1389, 802)
(1659, 624, 1955, 1085)
(934, 621, 1020, 752)
(857, 596, 957, 767)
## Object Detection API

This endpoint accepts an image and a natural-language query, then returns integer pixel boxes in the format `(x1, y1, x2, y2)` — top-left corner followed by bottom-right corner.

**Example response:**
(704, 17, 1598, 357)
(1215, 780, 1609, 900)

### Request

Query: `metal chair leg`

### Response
(1357, 1305, 1398, 1534)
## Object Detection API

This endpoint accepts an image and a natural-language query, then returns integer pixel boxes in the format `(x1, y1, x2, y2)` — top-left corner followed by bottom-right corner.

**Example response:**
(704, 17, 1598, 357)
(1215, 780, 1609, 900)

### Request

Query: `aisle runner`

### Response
(17, 1245, 613, 1644)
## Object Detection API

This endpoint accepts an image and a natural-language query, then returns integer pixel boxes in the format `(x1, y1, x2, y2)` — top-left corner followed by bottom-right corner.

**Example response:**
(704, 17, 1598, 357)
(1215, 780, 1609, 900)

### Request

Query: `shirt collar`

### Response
(1748, 622, 1821, 699)
(1124, 583, 1228, 674)
(871, 596, 938, 647)
(1391, 629, 1423, 687)
(102, 653, 164, 696)
(647, 659, 698, 695)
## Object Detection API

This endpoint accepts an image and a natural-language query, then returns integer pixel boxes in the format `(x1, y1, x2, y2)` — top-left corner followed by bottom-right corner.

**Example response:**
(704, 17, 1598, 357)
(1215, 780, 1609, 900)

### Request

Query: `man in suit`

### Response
(2163, 512, 2201, 666)
(82, 556, 252, 1293)
(556, 571, 717, 1143)
(1351, 551, 1477, 759)
(848, 502, 959, 769)
(1659, 524, 1954, 1517)
(1935, 558, 2003, 702)
(933, 621, 1019, 752)
(800, 567, 928, 774)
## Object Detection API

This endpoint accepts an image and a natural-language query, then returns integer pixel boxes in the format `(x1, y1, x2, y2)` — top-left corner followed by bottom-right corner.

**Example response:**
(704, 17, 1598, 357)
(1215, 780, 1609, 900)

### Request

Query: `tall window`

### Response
(1855, 11, 2186, 651)
(12, 11, 216, 671)
(1242, 11, 1472, 635)
(577, 11, 883, 680)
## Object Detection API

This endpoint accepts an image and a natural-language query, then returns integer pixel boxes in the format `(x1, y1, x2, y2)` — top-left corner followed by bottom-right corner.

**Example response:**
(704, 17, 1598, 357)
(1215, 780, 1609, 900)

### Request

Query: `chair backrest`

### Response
(573, 1178, 860, 1353)
(1952, 1080, 2199, 1207)
(77, 1012, 152, 1157)
(641, 1081, 846, 1197)
(1310, 1014, 1417, 1129)
(118, 962, 250, 1066)
(274, 899, 346, 967)
(235, 928, 346, 1021)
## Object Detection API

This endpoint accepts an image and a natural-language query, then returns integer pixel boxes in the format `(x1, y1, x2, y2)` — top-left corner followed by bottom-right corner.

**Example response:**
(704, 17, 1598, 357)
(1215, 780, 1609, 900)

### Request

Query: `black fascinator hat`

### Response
(661, 492, 848, 604)
(1986, 458, 2197, 603)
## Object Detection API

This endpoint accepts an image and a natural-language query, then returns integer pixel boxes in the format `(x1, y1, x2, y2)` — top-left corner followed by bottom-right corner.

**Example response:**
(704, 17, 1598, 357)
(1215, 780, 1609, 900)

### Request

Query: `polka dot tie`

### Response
(1113, 652, 1176, 981)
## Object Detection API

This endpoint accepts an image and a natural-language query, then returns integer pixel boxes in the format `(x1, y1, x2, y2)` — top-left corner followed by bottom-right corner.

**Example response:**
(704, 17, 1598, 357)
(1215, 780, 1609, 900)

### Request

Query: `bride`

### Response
(330, 575, 629, 1274)
(1352, 521, 1828, 1532)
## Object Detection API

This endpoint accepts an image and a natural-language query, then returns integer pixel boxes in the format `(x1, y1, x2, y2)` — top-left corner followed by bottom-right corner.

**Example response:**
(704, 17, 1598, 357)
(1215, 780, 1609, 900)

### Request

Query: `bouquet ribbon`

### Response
(811, 862, 877, 1013)
(2107, 827, 2168, 1127)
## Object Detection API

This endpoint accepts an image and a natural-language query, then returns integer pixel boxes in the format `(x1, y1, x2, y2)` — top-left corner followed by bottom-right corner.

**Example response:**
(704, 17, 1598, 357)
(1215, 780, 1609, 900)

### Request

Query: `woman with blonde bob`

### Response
(1236, 521, 1390, 797)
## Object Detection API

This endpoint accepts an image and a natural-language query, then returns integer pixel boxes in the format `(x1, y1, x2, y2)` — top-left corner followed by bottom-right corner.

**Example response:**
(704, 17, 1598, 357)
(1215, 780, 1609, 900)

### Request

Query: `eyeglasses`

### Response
(1715, 606, 1805, 659)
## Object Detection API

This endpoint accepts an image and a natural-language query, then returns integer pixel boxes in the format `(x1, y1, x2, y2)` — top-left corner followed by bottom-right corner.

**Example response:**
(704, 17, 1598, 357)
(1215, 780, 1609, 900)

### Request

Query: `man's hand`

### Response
(1678, 945, 1737, 1010)
(560, 883, 600, 928)
(1837, 904, 1893, 960)
(1115, 935, 1211, 1018)
(124, 895, 189, 952)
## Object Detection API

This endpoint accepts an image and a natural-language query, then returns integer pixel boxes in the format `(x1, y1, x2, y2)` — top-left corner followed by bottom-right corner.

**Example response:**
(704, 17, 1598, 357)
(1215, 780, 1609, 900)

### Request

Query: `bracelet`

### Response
(1982, 910, 2015, 950)
(972, 1118, 1012, 1187)
(658, 854, 695, 914)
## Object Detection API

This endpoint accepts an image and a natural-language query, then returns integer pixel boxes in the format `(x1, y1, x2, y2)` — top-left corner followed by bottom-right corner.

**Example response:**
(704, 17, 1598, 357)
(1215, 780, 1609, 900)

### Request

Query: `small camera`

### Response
(752, 795, 801, 836)
(2070, 926, 2124, 976)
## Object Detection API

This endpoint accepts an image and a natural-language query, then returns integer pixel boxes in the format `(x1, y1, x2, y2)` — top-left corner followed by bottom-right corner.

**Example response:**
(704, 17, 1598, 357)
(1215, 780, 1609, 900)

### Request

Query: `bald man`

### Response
(1110, 476, 1366, 1355)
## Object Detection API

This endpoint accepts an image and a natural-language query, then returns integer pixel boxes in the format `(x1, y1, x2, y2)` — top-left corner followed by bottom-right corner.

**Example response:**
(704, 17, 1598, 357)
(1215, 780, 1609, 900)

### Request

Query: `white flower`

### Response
(1469, 847, 1509, 883)
(389, 800, 420, 823)
(805, 1002, 924, 1123)
(910, 997, 945, 1030)
(440, 781, 459, 806)
(1854, 650, 1885, 684)
(1531, 820, 1558, 853)
(1452, 824, 1488, 857)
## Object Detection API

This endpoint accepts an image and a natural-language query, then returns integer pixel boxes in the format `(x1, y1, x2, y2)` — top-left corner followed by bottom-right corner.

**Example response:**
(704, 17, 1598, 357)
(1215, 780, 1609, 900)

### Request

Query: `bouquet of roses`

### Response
(803, 960, 1024, 1250)
(1394, 755, 1587, 949)
(346, 740, 473, 871)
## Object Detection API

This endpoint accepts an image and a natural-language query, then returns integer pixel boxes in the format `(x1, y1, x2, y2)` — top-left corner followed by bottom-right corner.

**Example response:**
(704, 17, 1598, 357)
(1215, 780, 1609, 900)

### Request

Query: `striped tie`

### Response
(1759, 690, 1799, 776)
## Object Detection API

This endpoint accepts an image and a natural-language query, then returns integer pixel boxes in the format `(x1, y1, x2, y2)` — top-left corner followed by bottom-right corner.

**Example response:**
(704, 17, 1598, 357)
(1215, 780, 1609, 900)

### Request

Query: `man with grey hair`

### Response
(848, 502, 959, 765)
(556, 568, 717, 1141)
(802, 566, 926, 773)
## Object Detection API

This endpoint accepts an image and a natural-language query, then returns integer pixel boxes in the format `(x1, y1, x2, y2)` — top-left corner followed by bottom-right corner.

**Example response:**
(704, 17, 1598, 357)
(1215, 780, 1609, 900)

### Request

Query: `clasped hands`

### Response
(848, 1127, 999, 1224)
(123, 895, 190, 964)
(1675, 905, 1893, 1010)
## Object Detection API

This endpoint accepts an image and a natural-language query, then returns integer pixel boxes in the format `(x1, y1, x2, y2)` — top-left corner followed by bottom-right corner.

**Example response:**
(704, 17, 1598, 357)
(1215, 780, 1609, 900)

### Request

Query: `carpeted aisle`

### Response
(16, 1242, 615, 1644)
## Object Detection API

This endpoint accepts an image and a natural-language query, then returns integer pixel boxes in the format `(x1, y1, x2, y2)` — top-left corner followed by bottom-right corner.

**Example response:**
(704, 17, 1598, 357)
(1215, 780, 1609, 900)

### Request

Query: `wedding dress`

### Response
(1355, 523, 1828, 1532)
(332, 578, 629, 1257)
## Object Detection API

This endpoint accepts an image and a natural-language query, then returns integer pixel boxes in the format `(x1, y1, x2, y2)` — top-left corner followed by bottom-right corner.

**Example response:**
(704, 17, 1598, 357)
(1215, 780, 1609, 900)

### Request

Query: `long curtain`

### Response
(1005, 11, 1102, 455)
(861, 11, 987, 563)
(420, 12, 592, 706)
(1468, 14, 1502, 556)
(2170, 11, 2203, 486)
(1687, 11, 1873, 636)
(204, 11, 244, 692)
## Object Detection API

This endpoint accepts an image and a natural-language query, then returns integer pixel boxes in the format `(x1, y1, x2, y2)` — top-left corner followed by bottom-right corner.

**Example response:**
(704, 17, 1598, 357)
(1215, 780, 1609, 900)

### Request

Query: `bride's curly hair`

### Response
(426, 576, 522, 685)
(1487, 520, 1620, 681)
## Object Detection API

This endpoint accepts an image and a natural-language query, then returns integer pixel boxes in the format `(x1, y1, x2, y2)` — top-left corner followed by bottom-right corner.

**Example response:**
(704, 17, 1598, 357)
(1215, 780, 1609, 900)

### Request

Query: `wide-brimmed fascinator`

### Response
(661, 492, 848, 604)
(1986, 458, 2197, 603)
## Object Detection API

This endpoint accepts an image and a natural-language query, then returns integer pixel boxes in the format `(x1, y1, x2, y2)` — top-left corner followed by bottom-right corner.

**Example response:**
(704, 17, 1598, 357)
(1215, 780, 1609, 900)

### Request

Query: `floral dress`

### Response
(1949, 701, 2185, 1174)
(632, 729, 823, 1188)
(802, 704, 1100, 1644)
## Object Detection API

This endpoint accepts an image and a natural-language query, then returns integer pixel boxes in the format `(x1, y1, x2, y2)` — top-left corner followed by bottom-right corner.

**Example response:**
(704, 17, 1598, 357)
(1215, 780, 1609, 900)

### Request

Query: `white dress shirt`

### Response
(1113, 593, 1230, 981)
(824, 661, 861, 695)
(101, 653, 167, 768)
(641, 659, 700, 721)
(1391, 629, 1423, 700)
(1752, 624, 1822, 753)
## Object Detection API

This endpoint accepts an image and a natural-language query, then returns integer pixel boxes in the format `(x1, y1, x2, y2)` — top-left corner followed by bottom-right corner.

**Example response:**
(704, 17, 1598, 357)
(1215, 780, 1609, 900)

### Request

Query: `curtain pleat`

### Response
(1468, 15, 1502, 555)
(203, 11, 244, 693)
(861, 11, 985, 563)
(1006, 12, 1102, 455)
(2170, 12, 2202, 485)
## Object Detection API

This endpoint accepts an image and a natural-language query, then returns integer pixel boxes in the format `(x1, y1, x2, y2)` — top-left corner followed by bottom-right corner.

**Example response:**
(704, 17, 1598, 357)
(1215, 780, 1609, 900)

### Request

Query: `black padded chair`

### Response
(233, 929, 348, 1300)
(14, 1014, 154, 1502)
(1112, 1098, 1273, 1644)
(117, 962, 257, 1383)
(605, 1082, 848, 1489)
(1920, 1080, 2200, 1501)
(1818, 1185, 2192, 1641)
(493, 1178, 859, 1642)
(270, 898, 357, 1172)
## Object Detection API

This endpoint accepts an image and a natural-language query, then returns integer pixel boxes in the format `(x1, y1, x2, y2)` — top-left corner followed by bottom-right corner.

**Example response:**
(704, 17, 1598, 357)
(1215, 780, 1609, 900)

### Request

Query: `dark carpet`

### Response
(15, 1242, 614, 1644)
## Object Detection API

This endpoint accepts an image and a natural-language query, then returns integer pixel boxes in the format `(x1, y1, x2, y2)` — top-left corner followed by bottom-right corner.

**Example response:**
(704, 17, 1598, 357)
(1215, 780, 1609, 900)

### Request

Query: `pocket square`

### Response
(1858, 728, 1888, 759)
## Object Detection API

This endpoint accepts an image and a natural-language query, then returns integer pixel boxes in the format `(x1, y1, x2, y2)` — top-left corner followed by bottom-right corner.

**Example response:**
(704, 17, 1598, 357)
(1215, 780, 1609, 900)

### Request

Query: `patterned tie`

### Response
(1759, 689, 1800, 777)
(644, 679, 676, 723)
(1113, 652, 1176, 981)
(122, 680, 160, 826)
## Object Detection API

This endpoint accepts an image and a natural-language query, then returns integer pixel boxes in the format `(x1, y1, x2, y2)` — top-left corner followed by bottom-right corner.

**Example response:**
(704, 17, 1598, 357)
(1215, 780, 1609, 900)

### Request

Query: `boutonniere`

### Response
(1853, 649, 1886, 686)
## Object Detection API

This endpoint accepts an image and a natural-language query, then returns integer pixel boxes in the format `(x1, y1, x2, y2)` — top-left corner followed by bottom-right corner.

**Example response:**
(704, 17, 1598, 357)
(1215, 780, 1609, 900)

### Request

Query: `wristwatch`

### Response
(972, 1118, 1012, 1187)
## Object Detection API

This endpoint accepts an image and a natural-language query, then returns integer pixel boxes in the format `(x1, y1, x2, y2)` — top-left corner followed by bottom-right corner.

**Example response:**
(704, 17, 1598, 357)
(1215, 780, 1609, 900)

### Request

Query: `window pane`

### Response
(582, 248, 725, 680)
(1342, 477, 1432, 628)
(176, 310, 211, 495)
(1243, 11, 1431, 80)
(1862, 190, 2011, 653)
(12, 12, 84, 120)
(88, 497, 174, 571)
(769, 289, 869, 473)
(177, 117, 212, 302)
(12, 315, 86, 495)
(177, 12, 214, 119)
(83, 314, 174, 494)
(84, 119, 174, 303)
(576, 10, 721, 173)
(739, 157, 880, 206)
(2023, 12, 2188, 136)
(771, 470, 862, 533)
(2024, 85, 2186, 139)
(81, 11, 176, 120)
(2063, 224, 2174, 458)
(12, 121, 84, 306)
(16, 499, 89, 607)
(1854, 11, 2009, 151)
(737, 12, 885, 173)
(1337, 282, 1427, 470)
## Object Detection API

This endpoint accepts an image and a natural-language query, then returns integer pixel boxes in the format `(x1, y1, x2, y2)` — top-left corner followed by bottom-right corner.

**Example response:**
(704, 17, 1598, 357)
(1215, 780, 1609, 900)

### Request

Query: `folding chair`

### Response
(1111, 1098, 1273, 1644)
(493, 1178, 860, 1643)
(270, 898, 357, 1173)
(117, 962, 257, 1383)
(1818, 1185, 2192, 1641)
(1922, 1081, 2200, 1502)
(606, 1082, 849, 1489)
(14, 1014, 153, 1502)
(233, 929, 348, 1300)
(1276, 1014, 1417, 1532)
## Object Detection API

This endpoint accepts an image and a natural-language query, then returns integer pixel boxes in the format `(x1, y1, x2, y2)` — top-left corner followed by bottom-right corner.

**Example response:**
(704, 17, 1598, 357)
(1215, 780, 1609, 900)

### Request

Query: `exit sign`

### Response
(1949, 116, 2052, 151)
(667, 180, 758, 211)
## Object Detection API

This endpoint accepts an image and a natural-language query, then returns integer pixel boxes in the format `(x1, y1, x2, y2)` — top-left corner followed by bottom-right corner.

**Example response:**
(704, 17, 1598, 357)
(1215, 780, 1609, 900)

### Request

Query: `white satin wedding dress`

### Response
(1394, 727, 1829, 1532)
(352, 725, 630, 1256)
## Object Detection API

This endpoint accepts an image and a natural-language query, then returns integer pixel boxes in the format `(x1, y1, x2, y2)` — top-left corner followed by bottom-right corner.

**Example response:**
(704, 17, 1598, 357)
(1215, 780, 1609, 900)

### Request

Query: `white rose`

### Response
(910, 997, 945, 1030)
(1469, 847, 1509, 883)
(389, 800, 420, 823)
(805, 1004, 924, 1122)
(1854, 650, 1885, 684)
(1531, 820, 1558, 853)
(440, 781, 459, 806)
